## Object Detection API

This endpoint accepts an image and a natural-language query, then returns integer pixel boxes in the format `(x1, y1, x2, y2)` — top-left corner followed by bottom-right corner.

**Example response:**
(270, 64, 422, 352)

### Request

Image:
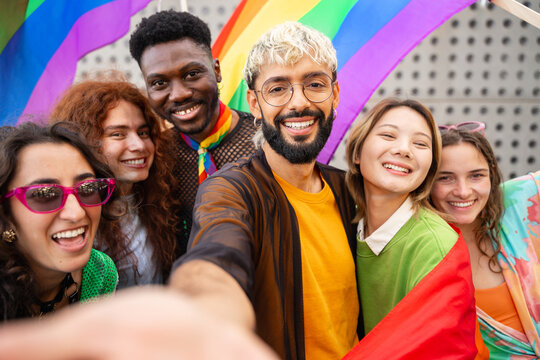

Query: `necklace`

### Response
(38, 273, 80, 316)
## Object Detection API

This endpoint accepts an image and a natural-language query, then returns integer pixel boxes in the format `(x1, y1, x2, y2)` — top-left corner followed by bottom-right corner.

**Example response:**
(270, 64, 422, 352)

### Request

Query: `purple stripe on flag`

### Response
(317, 0, 475, 163)
(19, 0, 151, 123)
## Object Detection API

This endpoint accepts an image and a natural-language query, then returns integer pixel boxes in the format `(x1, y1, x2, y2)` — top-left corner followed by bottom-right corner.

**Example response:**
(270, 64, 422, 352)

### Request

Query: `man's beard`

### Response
(261, 107, 334, 164)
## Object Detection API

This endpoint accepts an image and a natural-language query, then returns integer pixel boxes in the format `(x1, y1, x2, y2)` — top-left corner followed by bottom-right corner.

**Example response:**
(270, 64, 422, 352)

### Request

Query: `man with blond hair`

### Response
(171, 22, 361, 359)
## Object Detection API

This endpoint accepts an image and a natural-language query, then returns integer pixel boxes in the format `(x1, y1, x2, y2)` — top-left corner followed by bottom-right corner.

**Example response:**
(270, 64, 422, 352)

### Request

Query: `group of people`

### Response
(0, 9, 538, 360)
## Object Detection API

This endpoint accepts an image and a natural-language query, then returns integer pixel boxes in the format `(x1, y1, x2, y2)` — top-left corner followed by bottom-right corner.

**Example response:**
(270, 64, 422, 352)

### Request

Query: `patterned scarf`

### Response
(180, 101, 232, 183)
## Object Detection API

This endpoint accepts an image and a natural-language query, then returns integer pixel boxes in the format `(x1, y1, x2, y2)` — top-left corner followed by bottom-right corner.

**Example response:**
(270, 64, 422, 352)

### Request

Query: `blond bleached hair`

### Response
(243, 22, 337, 90)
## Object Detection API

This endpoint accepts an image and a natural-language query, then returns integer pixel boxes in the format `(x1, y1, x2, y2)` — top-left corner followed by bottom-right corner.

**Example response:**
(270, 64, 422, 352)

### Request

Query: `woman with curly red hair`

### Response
(52, 77, 179, 288)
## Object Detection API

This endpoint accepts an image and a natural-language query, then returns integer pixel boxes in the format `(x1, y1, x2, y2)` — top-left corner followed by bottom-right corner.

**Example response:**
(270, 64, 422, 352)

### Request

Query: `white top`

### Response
(357, 197, 414, 256)
(116, 195, 162, 289)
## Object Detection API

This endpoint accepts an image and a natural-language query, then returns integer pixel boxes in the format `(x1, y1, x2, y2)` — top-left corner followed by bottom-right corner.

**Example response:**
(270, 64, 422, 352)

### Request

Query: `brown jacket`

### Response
(176, 149, 362, 360)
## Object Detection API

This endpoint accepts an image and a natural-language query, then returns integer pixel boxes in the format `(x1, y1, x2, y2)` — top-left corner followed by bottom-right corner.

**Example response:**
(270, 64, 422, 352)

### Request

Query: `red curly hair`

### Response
(51, 77, 179, 281)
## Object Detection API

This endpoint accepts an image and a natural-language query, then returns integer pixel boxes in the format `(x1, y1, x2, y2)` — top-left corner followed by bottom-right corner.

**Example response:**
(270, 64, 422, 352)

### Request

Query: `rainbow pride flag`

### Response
(344, 228, 477, 359)
(0, 0, 152, 126)
(213, 0, 476, 163)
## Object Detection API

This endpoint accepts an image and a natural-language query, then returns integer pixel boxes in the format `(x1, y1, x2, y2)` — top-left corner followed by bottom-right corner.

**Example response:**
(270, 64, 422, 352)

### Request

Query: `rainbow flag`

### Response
(213, 0, 476, 163)
(0, 0, 152, 126)
(344, 228, 477, 359)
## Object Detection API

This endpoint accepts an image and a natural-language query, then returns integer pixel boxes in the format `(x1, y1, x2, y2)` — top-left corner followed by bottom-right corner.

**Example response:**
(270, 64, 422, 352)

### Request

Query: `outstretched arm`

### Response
(170, 259, 256, 330)
(0, 286, 276, 360)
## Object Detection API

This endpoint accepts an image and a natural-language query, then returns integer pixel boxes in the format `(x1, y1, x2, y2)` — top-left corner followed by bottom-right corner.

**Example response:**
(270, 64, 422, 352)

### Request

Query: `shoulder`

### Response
(82, 249, 118, 298)
(206, 150, 269, 186)
(402, 208, 458, 256)
(233, 109, 254, 122)
(502, 170, 540, 204)
(317, 162, 346, 183)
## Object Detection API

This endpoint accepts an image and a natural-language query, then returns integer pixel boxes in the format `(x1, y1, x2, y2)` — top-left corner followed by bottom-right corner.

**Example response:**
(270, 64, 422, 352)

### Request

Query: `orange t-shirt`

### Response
(474, 282, 525, 359)
(275, 173, 359, 359)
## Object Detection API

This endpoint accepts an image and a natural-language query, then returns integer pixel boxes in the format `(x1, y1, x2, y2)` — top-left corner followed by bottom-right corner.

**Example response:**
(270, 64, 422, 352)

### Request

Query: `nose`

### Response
(58, 194, 86, 222)
(168, 79, 193, 103)
(126, 133, 145, 152)
(453, 178, 473, 198)
(391, 137, 413, 158)
(287, 83, 311, 111)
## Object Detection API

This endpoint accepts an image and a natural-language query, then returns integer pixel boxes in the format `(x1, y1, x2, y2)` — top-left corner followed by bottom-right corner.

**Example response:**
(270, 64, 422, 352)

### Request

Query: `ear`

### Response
(332, 80, 340, 110)
(246, 89, 262, 120)
(213, 59, 222, 83)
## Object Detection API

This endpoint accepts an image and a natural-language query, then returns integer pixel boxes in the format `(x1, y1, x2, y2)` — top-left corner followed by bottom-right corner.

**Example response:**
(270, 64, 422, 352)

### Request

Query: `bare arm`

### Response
(169, 259, 256, 330)
(0, 287, 276, 360)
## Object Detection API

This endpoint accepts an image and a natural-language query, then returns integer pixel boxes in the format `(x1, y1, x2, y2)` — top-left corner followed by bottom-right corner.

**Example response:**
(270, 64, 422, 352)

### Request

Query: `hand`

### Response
(0, 286, 278, 360)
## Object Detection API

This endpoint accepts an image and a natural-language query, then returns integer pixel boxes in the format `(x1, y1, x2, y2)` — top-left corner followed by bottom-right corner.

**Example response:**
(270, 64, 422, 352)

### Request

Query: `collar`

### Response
(357, 197, 414, 255)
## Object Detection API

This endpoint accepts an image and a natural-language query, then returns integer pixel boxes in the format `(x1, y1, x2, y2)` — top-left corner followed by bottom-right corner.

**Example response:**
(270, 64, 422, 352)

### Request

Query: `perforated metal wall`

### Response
(76, 0, 540, 180)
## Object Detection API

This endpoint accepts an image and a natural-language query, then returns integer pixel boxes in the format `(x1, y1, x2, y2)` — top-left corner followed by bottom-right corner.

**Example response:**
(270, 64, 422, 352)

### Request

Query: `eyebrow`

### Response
(26, 172, 96, 186)
(146, 61, 208, 80)
(438, 168, 489, 175)
(103, 124, 150, 132)
(376, 124, 432, 140)
(103, 125, 129, 132)
(264, 71, 332, 83)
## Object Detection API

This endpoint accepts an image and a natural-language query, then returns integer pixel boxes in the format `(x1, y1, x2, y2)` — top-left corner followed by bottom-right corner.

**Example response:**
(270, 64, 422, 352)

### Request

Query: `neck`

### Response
(455, 220, 479, 246)
(364, 188, 408, 237)
(118, 181, 134, 196)
(35, 271, 70, 302)
(190, 102, 239, 144)
(263, 143, 322, 193)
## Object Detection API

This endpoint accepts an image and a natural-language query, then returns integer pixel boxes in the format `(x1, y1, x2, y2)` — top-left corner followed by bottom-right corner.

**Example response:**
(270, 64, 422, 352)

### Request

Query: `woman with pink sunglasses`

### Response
(0, 122, 118, 320)
(431, 123, 540, 358)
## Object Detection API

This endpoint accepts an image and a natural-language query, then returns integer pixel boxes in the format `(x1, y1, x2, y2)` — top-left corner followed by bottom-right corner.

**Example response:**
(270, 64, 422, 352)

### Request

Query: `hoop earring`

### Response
(333, 109, 337, 120)
(253, 118, 262, 127)
(2, 229, 16, 243)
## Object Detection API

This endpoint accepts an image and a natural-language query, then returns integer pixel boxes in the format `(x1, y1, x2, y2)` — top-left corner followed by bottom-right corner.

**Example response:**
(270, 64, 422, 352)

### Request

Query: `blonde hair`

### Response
(345, 98, 442, 221)
(243, 22, 337, 89)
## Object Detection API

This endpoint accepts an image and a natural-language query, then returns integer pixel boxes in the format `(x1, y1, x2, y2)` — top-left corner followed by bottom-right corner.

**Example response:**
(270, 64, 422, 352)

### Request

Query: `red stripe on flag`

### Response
(212, 0, 248, 56)
(344, 226, 477, 359)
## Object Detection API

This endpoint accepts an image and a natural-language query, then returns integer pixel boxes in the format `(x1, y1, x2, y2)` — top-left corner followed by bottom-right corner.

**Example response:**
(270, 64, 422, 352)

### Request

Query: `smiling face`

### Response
(247, 55, 339, 164)
(140, 39, 221, 142)
(7, 142, 100, 283)
(100, 100, 155, 194)
(358, 106, 433, 200)
(431, 142, 491, 227)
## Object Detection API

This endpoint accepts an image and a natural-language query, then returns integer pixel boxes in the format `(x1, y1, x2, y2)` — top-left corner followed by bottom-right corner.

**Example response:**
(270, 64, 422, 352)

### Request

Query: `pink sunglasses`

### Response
(4, 178, 115, 214)
(438, 121, 485, 136)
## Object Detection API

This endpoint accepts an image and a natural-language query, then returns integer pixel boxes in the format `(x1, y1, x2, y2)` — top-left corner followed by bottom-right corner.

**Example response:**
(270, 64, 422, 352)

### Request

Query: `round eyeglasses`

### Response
(4, 178, 115, 214)
(256, 73, 335, 107)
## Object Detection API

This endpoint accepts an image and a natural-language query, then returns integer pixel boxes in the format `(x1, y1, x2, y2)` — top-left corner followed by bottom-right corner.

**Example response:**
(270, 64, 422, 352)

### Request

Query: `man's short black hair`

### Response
(129, 10, 212, 65)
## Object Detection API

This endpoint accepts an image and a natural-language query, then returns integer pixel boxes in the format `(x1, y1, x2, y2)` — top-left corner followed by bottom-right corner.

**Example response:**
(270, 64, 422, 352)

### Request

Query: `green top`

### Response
(81, 249, 118, 301)
(357, 208, 457, 333)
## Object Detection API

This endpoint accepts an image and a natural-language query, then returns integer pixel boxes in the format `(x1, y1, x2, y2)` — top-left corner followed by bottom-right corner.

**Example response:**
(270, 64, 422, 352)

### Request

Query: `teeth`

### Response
(449, 201, 474, 208)
(283, 120, 314, 130)
(123, 159, 144, 165)
(174, 104, 199, 116)
(52, 227, 85, 240)
(383, 163, 410, 173)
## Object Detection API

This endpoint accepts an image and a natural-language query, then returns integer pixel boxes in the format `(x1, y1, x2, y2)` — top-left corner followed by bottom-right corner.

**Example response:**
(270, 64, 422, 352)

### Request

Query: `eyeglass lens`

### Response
(25, 180, 111, 212)
(455, 122, 481, 131)
(261, 74, 333, 106)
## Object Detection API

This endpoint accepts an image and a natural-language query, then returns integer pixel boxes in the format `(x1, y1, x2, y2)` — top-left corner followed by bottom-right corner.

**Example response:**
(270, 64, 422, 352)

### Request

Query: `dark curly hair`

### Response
(0, 122, 119, 320)
(129, 10, 212, 65)
(51, 77, 180, 283)
(437, 130, 504, 271)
